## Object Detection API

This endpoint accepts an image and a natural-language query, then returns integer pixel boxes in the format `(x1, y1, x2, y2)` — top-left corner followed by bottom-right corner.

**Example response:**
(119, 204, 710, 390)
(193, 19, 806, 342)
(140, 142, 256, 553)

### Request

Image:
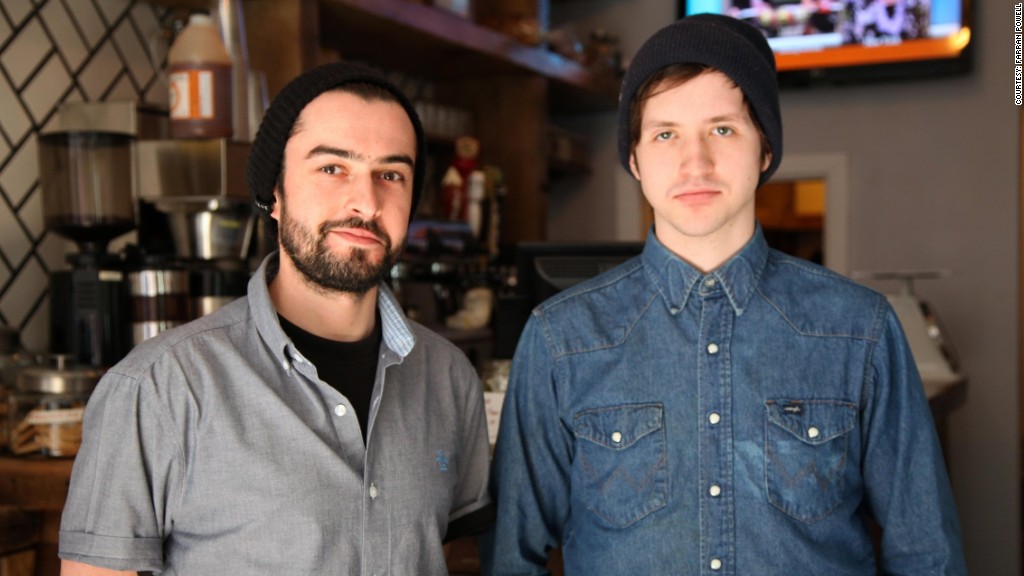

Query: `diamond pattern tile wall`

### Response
(1, 17, 48, 88)
(0, 0, 169, 353)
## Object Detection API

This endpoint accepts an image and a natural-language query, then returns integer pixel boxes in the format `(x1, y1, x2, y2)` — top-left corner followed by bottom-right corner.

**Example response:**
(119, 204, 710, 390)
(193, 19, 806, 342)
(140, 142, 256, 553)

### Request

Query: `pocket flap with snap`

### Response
(765, 399, 856, 446)
(574, 403, 663, 450)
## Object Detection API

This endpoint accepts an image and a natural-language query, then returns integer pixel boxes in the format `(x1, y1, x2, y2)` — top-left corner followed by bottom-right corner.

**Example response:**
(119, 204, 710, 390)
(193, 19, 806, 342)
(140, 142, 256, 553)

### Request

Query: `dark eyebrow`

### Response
(708, 114, 745, 124)
(307, 145, 414, 169)
(381, 154, 415, 169)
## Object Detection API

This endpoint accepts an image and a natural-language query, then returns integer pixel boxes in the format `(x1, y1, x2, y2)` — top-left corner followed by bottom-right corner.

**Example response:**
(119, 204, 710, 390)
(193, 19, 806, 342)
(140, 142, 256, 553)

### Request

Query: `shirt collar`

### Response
(642, 223, 770, 316)
(248, 252, 416, 367)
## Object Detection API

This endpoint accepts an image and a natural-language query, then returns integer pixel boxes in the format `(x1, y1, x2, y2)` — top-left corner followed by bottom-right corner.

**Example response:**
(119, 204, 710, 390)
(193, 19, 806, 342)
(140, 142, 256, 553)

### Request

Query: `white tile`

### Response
(18, 289, 48, 354)
(23, 53, 71, 123)
(94, 0, 129, 27)
(0, 8, 12, 46)
(41, 0, 87, 71)
(64, 0, 103, 49)
(0, 133, 36, 206)
(1, 16, 50, 89)
(0, 254, 45, 327)
(0, 136, 10, 168)
(113, 17, 153, 89)
(129, 1, 162, 45)
(0, 0, 33, 27)
(0, 193, 31, 268)
(143, 72, 167, 107)
(37, 231, 72, 272)
(18, 182, 42, 239)
(0, 74, 32, 144)
(0, 257, 10, 292)
(78, 38, 119, 100)
(105, 70, 136, 101)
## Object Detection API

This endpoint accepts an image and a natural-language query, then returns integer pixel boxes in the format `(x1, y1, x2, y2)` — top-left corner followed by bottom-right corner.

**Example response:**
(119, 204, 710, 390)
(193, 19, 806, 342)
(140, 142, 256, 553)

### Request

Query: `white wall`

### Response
(548, 2, 1020, 574)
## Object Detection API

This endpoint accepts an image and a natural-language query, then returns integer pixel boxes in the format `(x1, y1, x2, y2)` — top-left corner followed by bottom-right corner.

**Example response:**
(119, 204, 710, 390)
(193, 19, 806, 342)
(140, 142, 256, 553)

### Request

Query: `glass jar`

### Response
(0, 326, 36, 452)
(9, 356, 101, 458)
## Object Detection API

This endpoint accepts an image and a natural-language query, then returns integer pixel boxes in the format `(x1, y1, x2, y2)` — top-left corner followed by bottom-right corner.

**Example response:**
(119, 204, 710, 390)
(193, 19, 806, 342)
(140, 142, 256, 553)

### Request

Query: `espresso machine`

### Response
(37, 102, 136, 368)
(134, 138, 254, 333)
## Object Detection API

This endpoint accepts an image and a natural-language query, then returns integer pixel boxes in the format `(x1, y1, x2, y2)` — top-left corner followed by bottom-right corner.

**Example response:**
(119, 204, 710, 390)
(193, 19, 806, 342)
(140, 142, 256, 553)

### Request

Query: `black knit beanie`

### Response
(248, 61, 426, 234)
(617, 13, 782, 186)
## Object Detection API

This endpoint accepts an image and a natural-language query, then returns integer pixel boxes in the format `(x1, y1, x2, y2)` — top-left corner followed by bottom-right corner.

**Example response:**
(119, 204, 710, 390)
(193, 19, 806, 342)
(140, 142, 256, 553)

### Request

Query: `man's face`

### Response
(272, 90, 416, 296)
(630, 70, 770, 258)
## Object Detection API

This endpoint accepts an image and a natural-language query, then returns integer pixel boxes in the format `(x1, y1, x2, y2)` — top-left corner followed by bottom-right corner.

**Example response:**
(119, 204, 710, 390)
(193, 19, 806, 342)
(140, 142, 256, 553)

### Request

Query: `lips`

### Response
(672, 188, 720, 202)
(328, 227, 383, 246)
(320, 217, 388, 248)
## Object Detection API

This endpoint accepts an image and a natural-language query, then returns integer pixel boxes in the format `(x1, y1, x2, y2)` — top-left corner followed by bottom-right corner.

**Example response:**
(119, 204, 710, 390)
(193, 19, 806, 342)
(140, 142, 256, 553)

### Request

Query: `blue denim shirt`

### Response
(485, 228, 965, 575)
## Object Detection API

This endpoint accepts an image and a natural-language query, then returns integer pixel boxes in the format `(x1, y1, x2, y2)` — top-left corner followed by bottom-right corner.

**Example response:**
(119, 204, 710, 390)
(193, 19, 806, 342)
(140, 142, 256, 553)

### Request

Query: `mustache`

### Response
(319, 217, 388, 245)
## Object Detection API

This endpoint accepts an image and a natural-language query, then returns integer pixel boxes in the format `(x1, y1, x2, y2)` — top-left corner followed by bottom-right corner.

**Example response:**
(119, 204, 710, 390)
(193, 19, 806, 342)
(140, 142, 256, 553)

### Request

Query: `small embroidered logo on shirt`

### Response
(436, 449, 449, 472)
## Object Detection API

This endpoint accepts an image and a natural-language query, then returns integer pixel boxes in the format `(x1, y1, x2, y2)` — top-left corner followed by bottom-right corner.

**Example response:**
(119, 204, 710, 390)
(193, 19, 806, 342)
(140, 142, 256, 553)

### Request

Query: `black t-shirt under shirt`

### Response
(279, 313, 381, 444)
(279, 311, 496, 540)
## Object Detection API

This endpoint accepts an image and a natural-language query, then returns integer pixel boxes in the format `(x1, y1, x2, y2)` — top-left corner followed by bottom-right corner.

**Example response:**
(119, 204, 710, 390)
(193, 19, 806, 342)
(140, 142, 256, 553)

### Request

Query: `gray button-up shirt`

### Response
(59, 253, 492, 575)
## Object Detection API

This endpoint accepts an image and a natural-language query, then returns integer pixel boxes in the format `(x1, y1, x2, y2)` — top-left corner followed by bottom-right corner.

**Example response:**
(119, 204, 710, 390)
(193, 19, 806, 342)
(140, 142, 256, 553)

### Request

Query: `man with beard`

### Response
(58, 62, 494, 576)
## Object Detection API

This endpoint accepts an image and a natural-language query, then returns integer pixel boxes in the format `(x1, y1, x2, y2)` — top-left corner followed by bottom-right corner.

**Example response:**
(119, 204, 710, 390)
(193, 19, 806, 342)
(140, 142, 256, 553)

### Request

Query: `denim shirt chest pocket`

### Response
(765, 399, 857, 523)
(573, 403, 668, 528)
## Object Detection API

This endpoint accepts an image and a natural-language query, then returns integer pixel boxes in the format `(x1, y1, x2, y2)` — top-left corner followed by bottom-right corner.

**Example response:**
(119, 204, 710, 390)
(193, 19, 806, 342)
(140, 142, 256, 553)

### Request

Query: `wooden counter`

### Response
(0, 457, 72, 576)
(0, 377, 967, 576)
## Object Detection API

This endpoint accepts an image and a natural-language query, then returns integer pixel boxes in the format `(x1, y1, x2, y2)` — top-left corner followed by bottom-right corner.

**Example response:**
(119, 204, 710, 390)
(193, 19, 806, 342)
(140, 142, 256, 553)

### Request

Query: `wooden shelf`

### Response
(317, 0, 618, 113)
(145, 0, 619, 111)
(146, 0, 614, 242)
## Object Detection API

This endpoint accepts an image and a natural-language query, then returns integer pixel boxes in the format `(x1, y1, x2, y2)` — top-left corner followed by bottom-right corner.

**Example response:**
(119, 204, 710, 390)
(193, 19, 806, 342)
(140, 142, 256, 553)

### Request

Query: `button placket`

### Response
(698, 281, 734, 576)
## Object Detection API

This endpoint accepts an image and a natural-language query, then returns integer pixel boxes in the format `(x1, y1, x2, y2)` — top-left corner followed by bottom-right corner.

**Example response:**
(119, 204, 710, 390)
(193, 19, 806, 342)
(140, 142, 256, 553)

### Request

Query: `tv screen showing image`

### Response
(679, 1, 973, 84)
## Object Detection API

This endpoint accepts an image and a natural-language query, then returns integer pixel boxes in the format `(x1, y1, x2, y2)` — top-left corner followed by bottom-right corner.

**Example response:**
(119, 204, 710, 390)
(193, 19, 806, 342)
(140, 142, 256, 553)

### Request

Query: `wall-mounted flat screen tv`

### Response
(678, 1, 973, 85)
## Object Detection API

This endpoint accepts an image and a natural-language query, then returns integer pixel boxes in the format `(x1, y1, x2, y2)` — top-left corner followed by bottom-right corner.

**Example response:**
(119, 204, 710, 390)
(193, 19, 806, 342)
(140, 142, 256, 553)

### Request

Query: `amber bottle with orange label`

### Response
(167, 12, 233, 139)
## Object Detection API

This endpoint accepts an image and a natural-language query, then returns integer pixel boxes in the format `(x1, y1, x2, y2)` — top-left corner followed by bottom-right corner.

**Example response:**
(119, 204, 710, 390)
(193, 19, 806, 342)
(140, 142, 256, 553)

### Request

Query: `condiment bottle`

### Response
(167, 11, 233, 139)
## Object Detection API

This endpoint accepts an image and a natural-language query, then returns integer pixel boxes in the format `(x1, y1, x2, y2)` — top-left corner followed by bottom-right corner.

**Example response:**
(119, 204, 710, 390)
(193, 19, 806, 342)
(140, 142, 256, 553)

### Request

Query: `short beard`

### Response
(278, 202, 403, 297)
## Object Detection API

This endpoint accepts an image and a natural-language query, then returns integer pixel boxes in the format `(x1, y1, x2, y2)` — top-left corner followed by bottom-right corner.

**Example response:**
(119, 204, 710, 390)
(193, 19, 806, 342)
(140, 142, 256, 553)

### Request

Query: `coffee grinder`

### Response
(37, 102, 136, 368)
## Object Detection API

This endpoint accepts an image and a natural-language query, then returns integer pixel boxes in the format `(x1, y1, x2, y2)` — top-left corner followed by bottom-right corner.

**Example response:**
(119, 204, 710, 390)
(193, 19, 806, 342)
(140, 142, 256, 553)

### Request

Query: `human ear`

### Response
(270, 189, 282, 221)
(629, 152, 641, 181)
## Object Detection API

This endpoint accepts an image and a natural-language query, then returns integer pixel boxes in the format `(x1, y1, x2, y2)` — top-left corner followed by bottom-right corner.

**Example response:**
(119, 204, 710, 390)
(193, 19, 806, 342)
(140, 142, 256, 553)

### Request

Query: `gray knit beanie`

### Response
(617, 13, 782, 186)
(248, 62, 426, 234)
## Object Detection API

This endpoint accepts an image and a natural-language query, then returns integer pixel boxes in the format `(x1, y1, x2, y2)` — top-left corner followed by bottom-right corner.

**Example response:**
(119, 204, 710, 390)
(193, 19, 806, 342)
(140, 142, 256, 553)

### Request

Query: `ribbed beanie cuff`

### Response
(617, 13, 782, 186)
(248, 62, 426, 226)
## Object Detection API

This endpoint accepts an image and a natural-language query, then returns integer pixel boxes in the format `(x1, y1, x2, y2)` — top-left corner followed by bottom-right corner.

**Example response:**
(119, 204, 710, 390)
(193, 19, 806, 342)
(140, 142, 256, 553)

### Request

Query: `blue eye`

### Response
(655, 131, 673, 141)
(713, 126, 734, 136)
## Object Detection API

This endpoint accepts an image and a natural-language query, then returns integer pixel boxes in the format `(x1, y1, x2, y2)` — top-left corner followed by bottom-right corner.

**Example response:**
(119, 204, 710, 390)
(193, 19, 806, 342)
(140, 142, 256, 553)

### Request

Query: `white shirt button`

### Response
(808, 426, 820, 439)
(709, 484, 722, 497)
(705, 278, 716, 288)
(710, 558, 723, 571)
(669, 306, 680, 315)
(611, 431, 623, 443)
(708, 412, 721, 425)
(369, 484, 378, 499)
(334, 404, 347, 417)
(707, 343, 720, 354)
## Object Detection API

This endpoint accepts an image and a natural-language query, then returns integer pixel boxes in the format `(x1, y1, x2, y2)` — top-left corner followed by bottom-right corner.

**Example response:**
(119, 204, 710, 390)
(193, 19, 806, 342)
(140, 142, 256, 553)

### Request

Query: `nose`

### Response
(346, 174, 383, 220)
(680, 137, 714, 177)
